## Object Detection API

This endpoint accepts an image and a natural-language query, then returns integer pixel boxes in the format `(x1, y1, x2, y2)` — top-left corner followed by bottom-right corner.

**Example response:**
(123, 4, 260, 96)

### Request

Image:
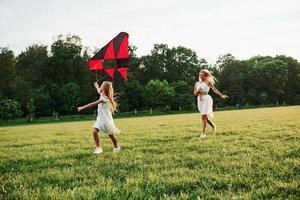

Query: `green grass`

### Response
(0, 106, 299, 199)
(0, 104, 284, 127)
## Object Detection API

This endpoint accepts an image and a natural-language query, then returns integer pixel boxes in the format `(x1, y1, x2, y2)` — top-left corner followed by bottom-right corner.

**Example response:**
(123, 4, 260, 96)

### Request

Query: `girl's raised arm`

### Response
(208, 82, 229, 99)
(94, 82, 101, 94)
(77, 99, 101, 112)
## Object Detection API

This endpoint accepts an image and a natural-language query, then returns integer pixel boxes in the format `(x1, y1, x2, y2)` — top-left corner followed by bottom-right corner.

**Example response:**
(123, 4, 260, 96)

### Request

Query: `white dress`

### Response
(195, 81, 214, 118)
(93, 95, 121, 135)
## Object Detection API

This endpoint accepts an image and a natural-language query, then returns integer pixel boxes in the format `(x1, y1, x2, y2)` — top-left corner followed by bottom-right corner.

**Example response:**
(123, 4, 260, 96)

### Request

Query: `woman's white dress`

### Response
(93, 95, 121, 135)
(195, 81, 214, 118)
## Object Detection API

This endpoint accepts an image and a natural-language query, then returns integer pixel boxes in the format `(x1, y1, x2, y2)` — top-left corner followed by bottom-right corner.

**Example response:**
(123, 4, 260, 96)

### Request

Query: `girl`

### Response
(77, 81, 121, 154)
(194, 69, 228, 139)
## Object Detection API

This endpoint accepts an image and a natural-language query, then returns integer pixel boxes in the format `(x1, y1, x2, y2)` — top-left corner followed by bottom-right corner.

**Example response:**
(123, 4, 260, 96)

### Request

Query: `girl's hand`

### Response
(77, 106, 83, 112)
(221, 95, 229, 99)
(94, 82, 99, 89)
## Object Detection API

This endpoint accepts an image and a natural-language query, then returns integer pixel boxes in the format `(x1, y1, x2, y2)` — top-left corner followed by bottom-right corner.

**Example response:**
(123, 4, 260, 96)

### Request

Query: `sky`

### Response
(0, 0, 300, 63)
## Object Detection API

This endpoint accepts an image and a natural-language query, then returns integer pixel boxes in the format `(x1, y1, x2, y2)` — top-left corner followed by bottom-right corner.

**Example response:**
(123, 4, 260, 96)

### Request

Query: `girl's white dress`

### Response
(93, 95, 121, 135)
(195, 81, 214, 118)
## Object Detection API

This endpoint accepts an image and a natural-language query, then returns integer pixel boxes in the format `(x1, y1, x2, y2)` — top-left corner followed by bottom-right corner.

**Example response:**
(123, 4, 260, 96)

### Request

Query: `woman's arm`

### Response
(77, 99, 101, 112)
(194, 86, 199, 96)
(208, 82, 229, 99)
(194, 82, 201, 96)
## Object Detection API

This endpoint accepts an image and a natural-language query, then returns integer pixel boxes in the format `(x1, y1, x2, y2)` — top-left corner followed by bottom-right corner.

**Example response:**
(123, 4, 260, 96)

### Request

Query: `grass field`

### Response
(0, 106, 300, 199)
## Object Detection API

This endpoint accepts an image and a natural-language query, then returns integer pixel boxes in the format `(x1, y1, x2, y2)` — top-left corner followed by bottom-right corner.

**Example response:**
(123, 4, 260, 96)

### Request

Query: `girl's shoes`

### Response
(213, 124, 217, 133)
(200, 133, 207, 140)
(113, 146, 121, 153)
(93, 146, 121, 154)
(94, 147, 103, 154)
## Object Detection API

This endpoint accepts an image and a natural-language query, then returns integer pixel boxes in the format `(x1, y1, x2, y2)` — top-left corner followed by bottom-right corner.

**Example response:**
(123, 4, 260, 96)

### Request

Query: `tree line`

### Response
(0, 34, 299, 120)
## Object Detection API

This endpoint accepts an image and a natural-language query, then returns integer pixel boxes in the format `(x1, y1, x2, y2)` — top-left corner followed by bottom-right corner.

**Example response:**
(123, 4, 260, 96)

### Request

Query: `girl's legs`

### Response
(108, 134, 118, 148)
(92, 128, 101, 147)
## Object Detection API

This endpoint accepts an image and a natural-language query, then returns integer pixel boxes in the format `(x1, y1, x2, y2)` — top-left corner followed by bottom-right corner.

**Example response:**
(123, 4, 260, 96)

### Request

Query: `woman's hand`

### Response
(221, 94, 229, 99)
(77, 106, 84, 112)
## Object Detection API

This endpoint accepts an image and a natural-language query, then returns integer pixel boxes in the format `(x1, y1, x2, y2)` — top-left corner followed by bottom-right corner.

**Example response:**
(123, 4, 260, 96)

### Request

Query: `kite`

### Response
(89, 32, 129, 80)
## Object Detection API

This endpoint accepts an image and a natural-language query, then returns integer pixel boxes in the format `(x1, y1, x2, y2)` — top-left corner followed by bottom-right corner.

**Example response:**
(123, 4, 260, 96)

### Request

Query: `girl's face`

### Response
(200, 73, 208, 81)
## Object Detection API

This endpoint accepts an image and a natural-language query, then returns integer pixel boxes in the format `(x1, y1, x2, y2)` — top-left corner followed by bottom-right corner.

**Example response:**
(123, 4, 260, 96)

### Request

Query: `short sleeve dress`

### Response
(195, 81, 214, 118)
(93, 95, 121, 135)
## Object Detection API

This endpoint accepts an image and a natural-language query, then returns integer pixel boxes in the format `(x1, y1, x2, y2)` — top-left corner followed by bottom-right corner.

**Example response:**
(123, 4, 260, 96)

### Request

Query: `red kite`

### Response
(89, 32, 129, 80)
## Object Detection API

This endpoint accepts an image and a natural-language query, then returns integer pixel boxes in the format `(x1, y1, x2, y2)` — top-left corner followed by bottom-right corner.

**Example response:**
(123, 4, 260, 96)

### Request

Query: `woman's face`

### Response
(200, 73, 207, 81)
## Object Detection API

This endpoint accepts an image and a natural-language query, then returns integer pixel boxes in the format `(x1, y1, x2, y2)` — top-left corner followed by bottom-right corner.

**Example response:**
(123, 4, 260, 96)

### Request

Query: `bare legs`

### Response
(207, 118, 215, 129)
(92, 128, 100, 147)
(201, 115, 207, 134)
(92, 128, 119, 148)
(108, 135, 118, 148)
(201, 115, 216, 136)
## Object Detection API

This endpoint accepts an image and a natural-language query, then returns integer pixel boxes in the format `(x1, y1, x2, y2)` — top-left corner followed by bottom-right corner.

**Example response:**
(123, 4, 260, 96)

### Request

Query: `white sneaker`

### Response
(213, 124, 217, 133)
(113, 146, 121, 153)
(200, 133, 207, 140)
(93, 147, 103, 154)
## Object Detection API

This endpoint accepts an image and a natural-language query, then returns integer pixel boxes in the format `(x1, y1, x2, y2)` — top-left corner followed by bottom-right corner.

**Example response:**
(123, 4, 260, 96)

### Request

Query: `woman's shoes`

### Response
(213, 124, 217, 133)
(200, 133, 207, 140)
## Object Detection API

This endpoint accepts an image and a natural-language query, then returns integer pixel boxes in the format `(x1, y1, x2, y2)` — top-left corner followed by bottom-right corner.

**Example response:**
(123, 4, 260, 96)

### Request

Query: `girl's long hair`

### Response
(199, 69, 217, 85)
(100, 81, 117, 113)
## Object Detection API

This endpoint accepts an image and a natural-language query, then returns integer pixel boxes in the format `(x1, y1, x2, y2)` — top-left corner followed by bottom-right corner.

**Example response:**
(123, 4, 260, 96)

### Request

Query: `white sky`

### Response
(0, 0, 299, 63)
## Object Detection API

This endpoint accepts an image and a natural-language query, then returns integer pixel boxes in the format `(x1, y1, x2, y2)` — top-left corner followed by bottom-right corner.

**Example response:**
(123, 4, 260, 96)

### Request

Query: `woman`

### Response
(194, 69, 229, 139)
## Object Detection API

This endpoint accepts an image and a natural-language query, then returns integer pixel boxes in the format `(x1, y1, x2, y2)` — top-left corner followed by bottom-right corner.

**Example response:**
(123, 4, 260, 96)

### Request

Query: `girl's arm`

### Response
(208, 82, 229, 99)
(94, 82, 101, 94)
(77, 99, 101, 112)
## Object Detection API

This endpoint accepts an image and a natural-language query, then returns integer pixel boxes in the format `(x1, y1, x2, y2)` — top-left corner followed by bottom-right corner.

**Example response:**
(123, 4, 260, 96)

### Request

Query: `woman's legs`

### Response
(201, 114, 207, 134)
(92, 128, 100, 147)
(108, 134, 118, 148)
(207, 118, 214, 128)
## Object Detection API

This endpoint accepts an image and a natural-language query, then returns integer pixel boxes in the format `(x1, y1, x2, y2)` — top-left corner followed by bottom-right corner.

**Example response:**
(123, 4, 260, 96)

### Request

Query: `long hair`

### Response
(100, 81, 117, 113)
(199, 69, 217, 85)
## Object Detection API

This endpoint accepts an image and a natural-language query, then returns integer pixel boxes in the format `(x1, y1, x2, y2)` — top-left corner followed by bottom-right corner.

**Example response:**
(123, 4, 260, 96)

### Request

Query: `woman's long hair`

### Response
(100, 81, 117, 113)
(199, 69, 217, 85)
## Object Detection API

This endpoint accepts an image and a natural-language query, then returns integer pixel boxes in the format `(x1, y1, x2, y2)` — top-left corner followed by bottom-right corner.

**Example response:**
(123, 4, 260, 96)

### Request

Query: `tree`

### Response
(140, 44, 167, 84)
(50, 34, 84, 85)
(26, 99, 35, 122)
(14, 44, 49, 110)
(253, 58, 288, 104)
(56, 83, 81, 114)
(216, 53, 235, 69)
(145, 80, 175, 109)
(0, 48, 16, 99)
(15, 44, 49, 86)
(216, 55, 250, 106)
(140, 44, 200, 86)
(118, 79, 145, 112)
(276, 55, 300, 104)
(28, 87, 52, 116)
(171, 81, 195, 110)
(0, 99, 22, 120)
